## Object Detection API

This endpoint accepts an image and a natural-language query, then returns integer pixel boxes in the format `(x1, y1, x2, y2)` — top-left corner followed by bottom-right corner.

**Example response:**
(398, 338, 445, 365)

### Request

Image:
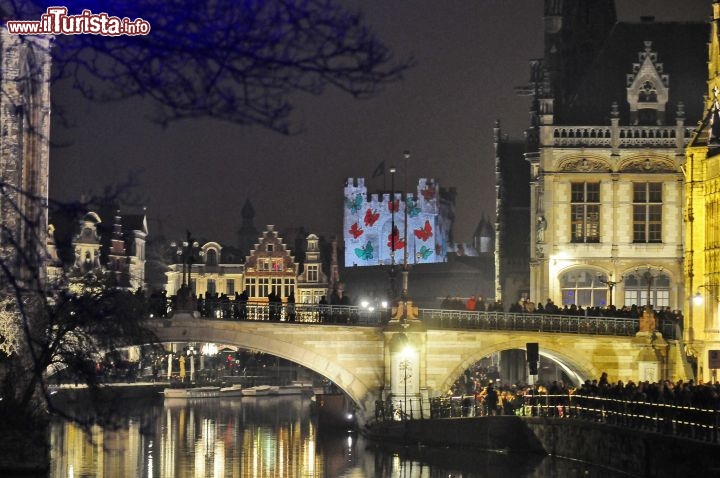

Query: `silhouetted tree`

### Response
(5, 0, 412, 133)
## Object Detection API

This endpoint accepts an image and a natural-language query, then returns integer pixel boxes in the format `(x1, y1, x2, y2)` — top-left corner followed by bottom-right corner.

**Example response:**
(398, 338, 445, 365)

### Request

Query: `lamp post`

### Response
(634, 266, 663, 311)
(598, 274, 623, 307)
(401, 151, 410, 311)
(389, 166, 397, 300)
(399, 345, 412, 419)
(171, 231, 202, 309)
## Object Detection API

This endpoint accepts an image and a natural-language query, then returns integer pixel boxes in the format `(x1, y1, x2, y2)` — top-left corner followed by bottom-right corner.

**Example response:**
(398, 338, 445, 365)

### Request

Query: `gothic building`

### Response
(0, 31, 52, 284)
(524, 1, 707, 312)
(684, 1, 720, 383)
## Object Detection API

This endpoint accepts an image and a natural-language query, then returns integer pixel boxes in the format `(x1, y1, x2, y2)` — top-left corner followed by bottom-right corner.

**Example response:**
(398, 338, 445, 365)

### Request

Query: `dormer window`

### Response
(206, 249, 217, 266)
(626, 42, 669, 125)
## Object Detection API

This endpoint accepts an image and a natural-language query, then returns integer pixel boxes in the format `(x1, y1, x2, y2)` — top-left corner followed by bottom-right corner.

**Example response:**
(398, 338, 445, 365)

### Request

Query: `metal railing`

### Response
(171, 301, 390, 326)
(522, 394, 720, 443)
(374, 397, 425, 421)
(162, 298, 683, 340)
(375, 393, 720, 443)
(417, 309, 647, 337)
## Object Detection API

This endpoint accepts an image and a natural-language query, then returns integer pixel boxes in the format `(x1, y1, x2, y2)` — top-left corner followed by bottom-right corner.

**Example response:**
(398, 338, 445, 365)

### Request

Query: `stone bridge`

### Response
(148, 309, 688, 424)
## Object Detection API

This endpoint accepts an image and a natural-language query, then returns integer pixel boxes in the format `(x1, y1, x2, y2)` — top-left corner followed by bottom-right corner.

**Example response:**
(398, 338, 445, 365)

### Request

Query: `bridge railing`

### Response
(520, 394, 720, 444)
(417, 309, 645, 337)
(375, 393, 719, 443)
(179, 301, 389, 326)
(165, 300, 681, 340)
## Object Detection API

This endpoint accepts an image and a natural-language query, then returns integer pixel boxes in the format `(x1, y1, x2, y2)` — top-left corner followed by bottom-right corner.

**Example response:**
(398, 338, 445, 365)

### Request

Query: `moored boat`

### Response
(241, 385, 276, 396)
(219, 384, 244, 397)
(163, 386, 221, 399)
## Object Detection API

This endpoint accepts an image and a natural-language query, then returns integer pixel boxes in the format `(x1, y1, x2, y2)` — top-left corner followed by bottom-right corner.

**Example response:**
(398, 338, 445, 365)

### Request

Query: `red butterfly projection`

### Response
(414, 220, 433, 241)
(349, 222, 364, 239)
(387, 226, 405, 250)
(364, 208, 380, 227)
(388, 199, 400, 213)
(421, 183, 436, 201)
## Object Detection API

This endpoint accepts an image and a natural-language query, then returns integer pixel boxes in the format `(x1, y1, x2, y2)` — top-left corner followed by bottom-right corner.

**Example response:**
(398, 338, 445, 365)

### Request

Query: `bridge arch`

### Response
(149, 317, 385, 419)
(437, 338, 597, 393)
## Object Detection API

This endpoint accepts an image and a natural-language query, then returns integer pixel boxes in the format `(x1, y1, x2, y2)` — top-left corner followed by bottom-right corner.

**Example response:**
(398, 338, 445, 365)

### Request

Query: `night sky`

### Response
(48, 0, 710, 246)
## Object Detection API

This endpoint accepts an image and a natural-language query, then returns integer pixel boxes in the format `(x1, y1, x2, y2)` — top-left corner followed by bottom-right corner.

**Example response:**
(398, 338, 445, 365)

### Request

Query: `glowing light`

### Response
(694, 292, 704, 306)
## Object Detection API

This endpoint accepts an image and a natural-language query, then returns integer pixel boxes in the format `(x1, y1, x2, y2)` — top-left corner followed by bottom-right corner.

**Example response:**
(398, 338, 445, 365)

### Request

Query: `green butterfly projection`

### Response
(405, 198, 421, 217)
(354, 241, 374, 261)
(415, 245, 432, 261)
(345, 193, 363, 213)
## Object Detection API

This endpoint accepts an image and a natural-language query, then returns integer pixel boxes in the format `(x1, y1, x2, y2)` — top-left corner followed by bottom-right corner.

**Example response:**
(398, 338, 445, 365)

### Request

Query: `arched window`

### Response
(560, 269, 607, 307)
(206, 249, 217, 266)
(623, 271, 670, 308)
(639, 81, 657, 102)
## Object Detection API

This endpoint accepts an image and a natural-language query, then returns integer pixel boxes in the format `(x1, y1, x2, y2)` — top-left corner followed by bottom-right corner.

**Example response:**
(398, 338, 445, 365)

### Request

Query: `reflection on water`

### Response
(49, 395, 632, 478)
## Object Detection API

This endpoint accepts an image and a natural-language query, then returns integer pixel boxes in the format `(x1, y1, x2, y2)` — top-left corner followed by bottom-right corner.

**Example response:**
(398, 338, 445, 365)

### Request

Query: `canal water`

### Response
(48, 394, 630, 477)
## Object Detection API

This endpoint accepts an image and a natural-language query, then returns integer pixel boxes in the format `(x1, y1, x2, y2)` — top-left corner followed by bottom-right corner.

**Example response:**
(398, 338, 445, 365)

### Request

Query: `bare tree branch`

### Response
(4, 0, 413, 133)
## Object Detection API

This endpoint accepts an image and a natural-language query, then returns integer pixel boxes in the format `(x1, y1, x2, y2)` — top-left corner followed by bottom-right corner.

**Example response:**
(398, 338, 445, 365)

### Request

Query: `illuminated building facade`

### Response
(165, 226, 328, 304)
(684, 1, 720, 383)
(343, 177, 450, 267)
(525, 2, 707, 312)
(47, 208, 148, 291)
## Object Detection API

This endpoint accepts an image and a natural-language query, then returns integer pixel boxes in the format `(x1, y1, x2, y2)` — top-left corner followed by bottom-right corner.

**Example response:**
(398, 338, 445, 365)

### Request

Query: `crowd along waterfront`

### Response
(47, 390, 631, 478)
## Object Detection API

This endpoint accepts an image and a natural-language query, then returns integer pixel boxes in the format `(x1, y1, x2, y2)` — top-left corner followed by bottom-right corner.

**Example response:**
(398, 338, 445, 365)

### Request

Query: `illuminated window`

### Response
(244, 278, 256, 297)
(571, 182, 600, 243)
(307, 265, 319, 282)
(560, 270, 607, 307)
(271, 278, 282, 297)
(622, 272, 670, 308)
(272, 259, 283, 271)
(258, 278, 269, 297)
(283, 279, 295, 298)
(633, 182, 662, 243)
(226, 279, 235, 295)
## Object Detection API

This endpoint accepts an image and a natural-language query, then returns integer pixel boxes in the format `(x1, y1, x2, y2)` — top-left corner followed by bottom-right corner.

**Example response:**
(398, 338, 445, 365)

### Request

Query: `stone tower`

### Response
(0, 31, 53, 285)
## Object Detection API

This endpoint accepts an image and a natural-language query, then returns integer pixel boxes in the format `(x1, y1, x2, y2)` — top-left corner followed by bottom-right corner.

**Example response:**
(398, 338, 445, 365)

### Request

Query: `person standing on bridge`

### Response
(286, 292, 296, 322)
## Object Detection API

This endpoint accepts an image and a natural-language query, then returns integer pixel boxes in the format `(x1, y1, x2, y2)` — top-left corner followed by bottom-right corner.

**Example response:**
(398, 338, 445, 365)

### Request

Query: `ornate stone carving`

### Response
(558, 157, 611, 172)
(619, 157, 676, 173)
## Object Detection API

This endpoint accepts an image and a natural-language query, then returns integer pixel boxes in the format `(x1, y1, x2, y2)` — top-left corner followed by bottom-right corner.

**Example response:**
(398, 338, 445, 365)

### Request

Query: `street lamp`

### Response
(389, 166, 397, 300)
(401, 151, 411, 311)
(634, 266, 663, 311)
(598, 274, 623, 307)
(171, 231, 202, 309)
(694, 285, 720, 305)
(399, 344, 413, 420)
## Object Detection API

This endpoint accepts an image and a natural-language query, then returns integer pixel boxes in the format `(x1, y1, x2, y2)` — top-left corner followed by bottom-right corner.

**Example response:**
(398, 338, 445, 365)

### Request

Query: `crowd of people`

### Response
(439, 295, 684, 325)
(438, 371, 720, 420)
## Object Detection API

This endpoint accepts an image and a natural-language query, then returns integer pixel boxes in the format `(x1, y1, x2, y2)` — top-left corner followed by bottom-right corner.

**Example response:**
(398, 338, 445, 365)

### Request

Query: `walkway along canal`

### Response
(366, 393, 720, 477)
